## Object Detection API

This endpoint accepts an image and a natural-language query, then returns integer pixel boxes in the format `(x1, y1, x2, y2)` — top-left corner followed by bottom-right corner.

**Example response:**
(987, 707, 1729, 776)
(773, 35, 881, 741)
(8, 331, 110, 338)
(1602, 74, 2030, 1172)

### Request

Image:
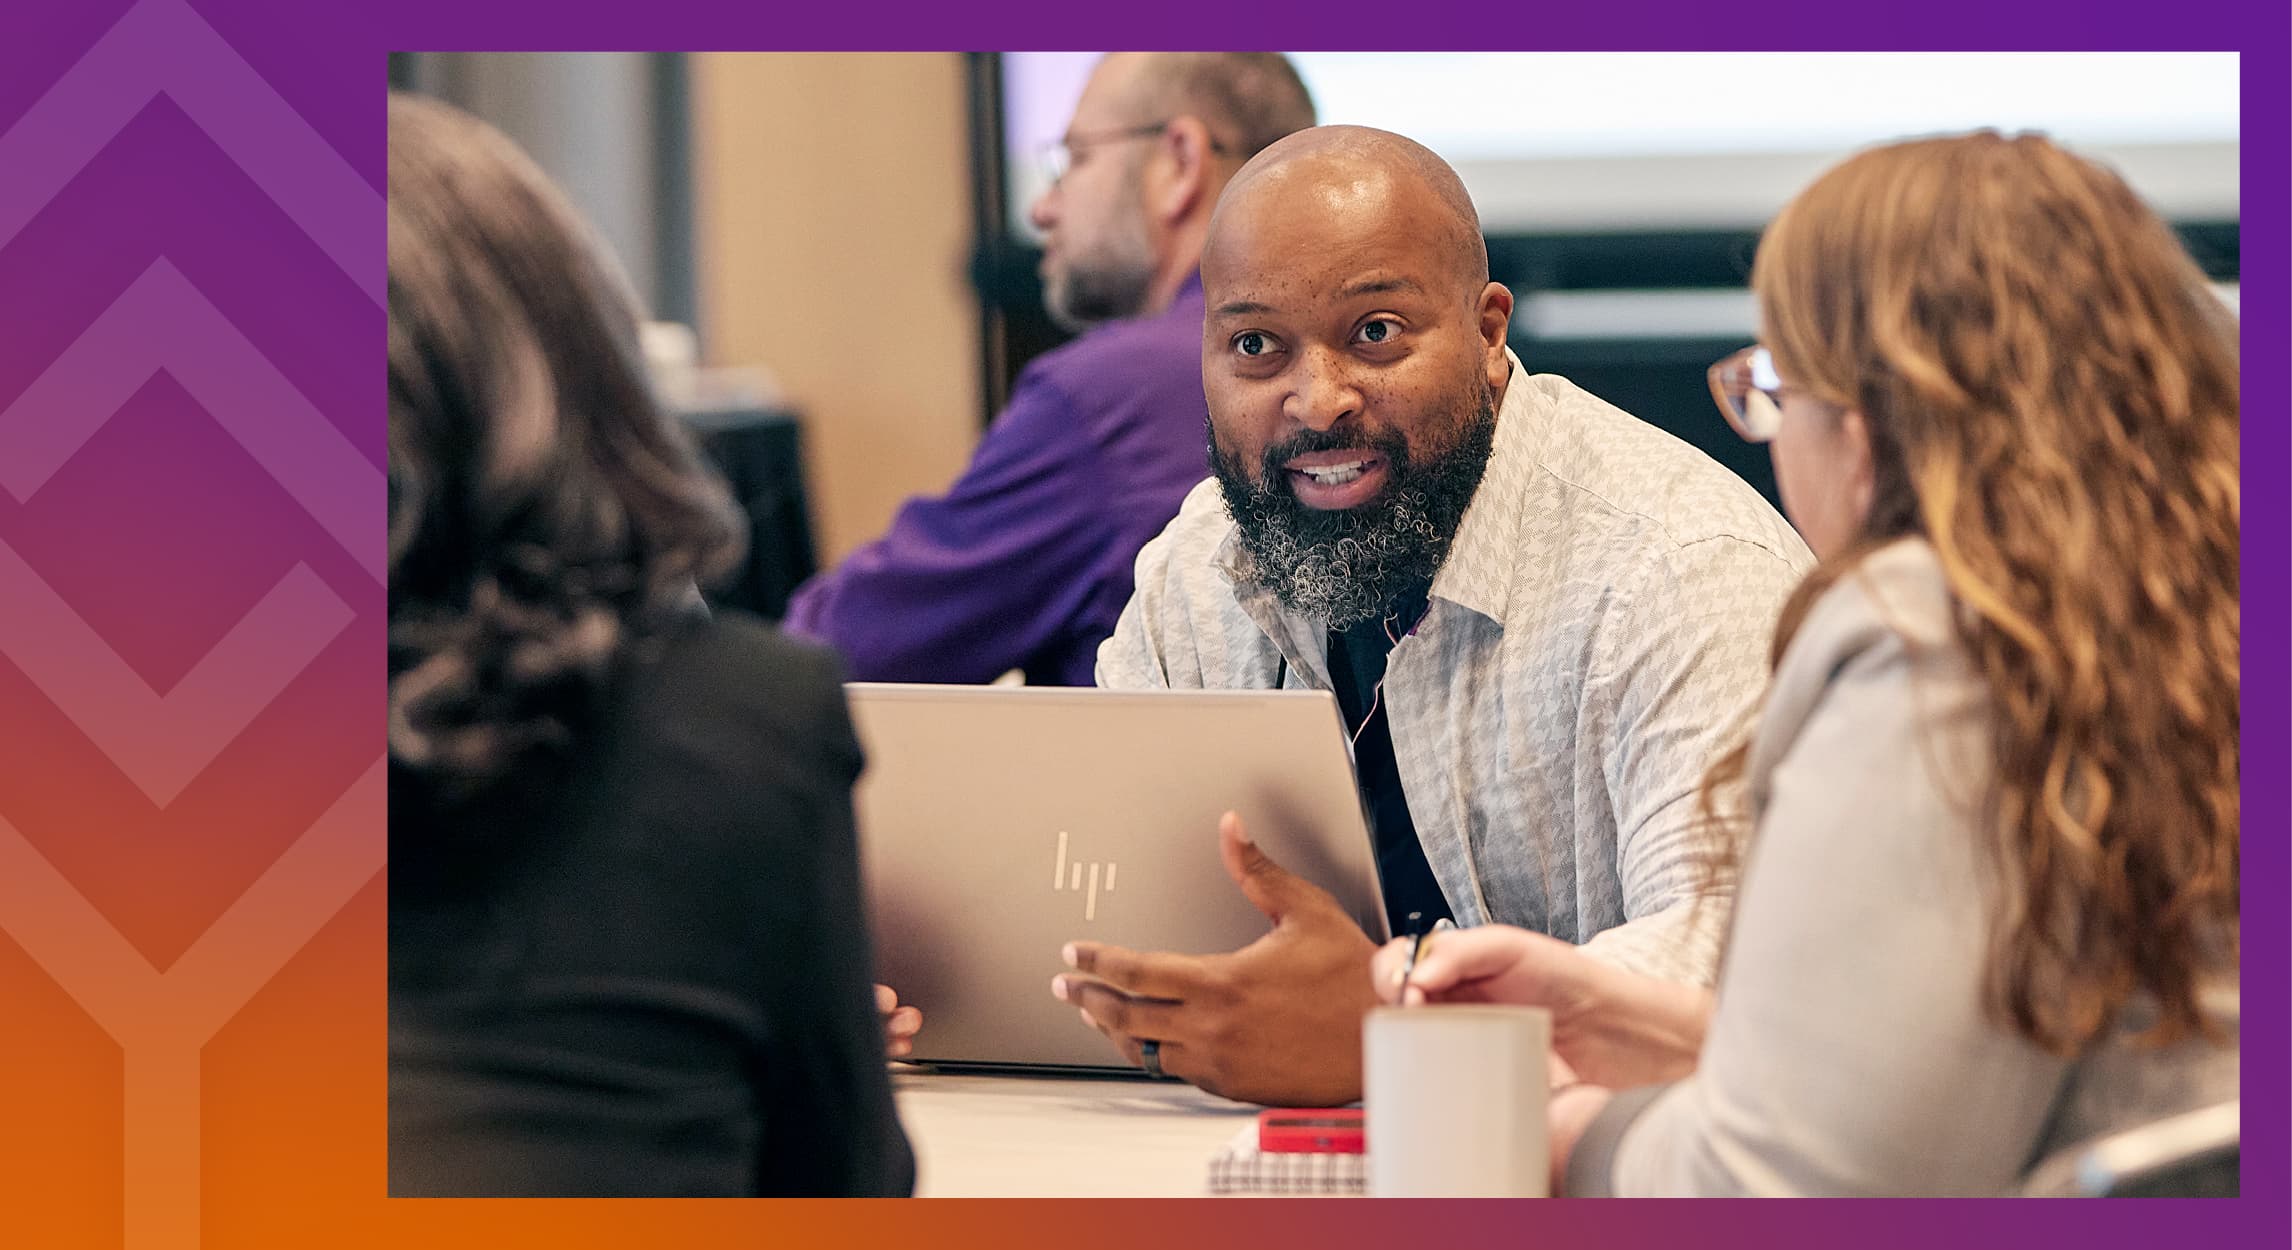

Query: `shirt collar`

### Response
(1214, 348, 1541, 638)
(1427, 348, 1540, 627)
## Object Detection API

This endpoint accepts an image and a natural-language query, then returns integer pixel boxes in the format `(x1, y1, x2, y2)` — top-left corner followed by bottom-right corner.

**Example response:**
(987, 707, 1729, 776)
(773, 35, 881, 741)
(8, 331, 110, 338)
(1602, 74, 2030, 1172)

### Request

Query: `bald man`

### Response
(1056, 127, 1814, 1106)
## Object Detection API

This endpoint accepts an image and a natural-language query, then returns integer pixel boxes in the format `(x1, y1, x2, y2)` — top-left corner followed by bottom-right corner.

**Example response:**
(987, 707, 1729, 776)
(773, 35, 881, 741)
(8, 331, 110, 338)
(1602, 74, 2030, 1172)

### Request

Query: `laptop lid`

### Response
(845, 684, 1388, 1073)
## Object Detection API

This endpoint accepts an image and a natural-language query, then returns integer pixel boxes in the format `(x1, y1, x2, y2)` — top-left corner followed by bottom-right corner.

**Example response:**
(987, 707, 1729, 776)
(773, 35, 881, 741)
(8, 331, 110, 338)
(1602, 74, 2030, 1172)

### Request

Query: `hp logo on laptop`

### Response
(1050, 831, 1115, 921)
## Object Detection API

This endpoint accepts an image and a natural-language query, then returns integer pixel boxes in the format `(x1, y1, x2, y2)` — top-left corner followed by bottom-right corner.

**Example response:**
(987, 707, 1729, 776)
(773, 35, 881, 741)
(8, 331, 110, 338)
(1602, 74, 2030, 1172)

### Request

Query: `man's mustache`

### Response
(1257, 428, 1410, 482)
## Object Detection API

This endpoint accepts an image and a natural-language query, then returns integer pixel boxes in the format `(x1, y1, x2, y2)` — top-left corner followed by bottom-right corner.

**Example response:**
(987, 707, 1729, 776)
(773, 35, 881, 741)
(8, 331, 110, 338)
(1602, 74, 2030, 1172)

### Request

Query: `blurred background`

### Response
(386, 52, 2240, 620)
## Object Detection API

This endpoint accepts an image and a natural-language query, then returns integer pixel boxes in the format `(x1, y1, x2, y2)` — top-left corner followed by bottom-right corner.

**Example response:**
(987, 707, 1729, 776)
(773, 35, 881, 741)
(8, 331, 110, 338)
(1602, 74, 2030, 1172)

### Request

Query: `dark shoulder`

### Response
(400, 613, 860, 941)
(624, 613, 856, 756)
(641, 610, 844, 695)
(645, 609, 843, 686)
(390, 612, 864, 994)
(574, 613, 866, 852)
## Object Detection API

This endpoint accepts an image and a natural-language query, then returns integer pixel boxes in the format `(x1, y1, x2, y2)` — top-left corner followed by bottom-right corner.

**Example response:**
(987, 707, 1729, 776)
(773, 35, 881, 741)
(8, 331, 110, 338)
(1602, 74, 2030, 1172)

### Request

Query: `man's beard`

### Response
(1210, 382, 1499, 629)
(1042, 208, 1157, 333)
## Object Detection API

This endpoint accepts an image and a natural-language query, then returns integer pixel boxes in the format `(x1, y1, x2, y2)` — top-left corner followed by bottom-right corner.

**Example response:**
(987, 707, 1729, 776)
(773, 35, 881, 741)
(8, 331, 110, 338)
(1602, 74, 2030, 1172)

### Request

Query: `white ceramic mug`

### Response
(1363, 1004, 1551, 1197)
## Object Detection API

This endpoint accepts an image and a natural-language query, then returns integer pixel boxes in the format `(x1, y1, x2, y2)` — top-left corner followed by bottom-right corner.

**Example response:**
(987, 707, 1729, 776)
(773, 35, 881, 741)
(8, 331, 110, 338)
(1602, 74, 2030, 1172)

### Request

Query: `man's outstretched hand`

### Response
(1051, 812, 1380, 1107)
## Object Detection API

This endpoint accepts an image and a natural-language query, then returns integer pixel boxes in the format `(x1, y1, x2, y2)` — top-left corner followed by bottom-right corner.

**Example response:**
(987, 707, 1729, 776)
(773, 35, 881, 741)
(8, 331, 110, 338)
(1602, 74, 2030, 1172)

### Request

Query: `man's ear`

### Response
(1146, 116, 1218, 224)
(1477, 282, 1515, 389)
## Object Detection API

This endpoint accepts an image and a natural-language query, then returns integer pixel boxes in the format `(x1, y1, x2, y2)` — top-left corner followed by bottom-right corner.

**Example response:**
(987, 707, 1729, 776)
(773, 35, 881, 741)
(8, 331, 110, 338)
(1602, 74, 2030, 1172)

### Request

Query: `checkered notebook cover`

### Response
(1206, 1122, 1367, 1196)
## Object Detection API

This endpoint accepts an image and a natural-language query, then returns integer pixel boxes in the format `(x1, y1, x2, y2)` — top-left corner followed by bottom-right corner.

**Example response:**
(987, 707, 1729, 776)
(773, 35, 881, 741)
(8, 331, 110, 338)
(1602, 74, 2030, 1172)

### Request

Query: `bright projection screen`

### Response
(1001, 53, 2240, 235)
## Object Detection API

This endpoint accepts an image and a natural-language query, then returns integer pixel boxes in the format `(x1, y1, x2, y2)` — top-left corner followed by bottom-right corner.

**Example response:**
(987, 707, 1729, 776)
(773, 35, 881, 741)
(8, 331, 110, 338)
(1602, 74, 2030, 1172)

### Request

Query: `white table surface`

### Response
(893, 1068, 1260, 1197)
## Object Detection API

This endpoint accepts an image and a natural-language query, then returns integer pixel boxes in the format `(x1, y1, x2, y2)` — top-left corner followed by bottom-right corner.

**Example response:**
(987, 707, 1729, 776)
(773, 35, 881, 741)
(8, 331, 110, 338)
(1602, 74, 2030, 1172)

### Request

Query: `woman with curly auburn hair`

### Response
(1372, 130, 2239, 1196)
(385, 93, 913, 1196)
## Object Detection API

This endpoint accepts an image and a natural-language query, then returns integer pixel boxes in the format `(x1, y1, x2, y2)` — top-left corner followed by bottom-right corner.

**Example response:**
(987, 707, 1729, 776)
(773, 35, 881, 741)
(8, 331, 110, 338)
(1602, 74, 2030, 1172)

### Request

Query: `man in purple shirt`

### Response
(781, 54, 1317, 685)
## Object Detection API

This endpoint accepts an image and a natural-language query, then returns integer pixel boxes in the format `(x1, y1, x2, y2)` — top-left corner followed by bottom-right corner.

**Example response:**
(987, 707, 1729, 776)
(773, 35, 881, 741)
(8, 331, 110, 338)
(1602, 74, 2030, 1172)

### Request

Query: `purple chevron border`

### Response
(0, 0, 384, 1244)
(0, 258, 382, 580)
(0, 0, 380, 302)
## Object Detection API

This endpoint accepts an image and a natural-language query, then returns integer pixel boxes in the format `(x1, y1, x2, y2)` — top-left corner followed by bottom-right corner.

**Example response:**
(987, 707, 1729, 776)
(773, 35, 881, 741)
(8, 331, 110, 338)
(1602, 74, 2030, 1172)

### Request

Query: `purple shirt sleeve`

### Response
(780, 367, 1119, 685)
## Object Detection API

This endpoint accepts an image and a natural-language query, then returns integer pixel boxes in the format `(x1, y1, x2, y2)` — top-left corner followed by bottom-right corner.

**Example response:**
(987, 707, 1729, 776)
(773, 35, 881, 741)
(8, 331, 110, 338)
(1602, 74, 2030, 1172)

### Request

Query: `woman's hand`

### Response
(1373, 922, 1594, 1012)
(1371, 924, 1710, 1090)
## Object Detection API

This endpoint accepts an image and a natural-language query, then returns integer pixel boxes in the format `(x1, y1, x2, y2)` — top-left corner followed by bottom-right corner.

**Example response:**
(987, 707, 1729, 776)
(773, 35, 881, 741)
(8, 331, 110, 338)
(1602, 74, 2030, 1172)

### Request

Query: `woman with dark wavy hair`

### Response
(1372, 131, 2239, 1196)
(386, 93, 913, 1196)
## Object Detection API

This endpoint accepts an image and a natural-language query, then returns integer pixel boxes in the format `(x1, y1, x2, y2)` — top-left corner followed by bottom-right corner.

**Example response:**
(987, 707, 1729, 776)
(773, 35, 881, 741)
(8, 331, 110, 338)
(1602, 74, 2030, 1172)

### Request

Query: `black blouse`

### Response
(388, 615, 913, 1196)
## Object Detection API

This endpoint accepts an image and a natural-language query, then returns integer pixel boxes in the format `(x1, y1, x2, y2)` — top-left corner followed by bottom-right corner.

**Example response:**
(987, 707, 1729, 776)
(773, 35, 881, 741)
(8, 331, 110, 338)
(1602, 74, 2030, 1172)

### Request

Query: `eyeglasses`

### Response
(1036, 120, 1232, 187)
(1707, 345, 1789, 443)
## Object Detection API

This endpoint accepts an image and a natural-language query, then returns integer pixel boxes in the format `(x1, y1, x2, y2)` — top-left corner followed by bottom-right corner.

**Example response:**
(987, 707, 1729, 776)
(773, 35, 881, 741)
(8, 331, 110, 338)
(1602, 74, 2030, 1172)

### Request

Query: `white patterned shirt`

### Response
(1097, 354, 1814, 984)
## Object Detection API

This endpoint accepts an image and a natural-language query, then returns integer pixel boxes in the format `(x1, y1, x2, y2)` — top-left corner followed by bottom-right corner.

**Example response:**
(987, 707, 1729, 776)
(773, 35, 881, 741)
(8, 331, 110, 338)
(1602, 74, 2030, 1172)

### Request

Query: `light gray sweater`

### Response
(1570, 539, 2239, 1196)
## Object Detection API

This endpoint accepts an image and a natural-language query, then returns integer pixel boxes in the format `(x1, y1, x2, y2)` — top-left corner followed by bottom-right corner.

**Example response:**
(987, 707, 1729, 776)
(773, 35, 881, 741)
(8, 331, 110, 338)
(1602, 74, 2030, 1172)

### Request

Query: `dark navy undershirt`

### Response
(1325, 583, 1453, 935)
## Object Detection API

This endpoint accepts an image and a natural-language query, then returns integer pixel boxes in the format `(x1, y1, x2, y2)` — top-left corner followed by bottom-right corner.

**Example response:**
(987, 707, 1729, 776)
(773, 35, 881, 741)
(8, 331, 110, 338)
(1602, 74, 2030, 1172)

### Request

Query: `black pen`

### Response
(1398, 911, 1452, 1006)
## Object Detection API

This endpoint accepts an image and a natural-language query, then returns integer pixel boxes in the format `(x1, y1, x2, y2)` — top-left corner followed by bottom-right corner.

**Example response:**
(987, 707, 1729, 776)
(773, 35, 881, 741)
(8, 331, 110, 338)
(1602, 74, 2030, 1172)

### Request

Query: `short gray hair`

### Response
(1127, 53, 1316, 159)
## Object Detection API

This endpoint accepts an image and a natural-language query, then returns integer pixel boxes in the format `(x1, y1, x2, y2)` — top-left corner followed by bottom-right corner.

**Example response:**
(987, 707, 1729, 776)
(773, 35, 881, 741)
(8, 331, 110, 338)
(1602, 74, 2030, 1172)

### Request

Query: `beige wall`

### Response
(692, 53, 981, 563)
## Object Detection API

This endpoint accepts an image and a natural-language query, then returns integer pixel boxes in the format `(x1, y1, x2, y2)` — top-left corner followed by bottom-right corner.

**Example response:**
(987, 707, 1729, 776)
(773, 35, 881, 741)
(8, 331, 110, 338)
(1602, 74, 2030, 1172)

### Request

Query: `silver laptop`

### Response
(844, 683, 1389, 1073)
